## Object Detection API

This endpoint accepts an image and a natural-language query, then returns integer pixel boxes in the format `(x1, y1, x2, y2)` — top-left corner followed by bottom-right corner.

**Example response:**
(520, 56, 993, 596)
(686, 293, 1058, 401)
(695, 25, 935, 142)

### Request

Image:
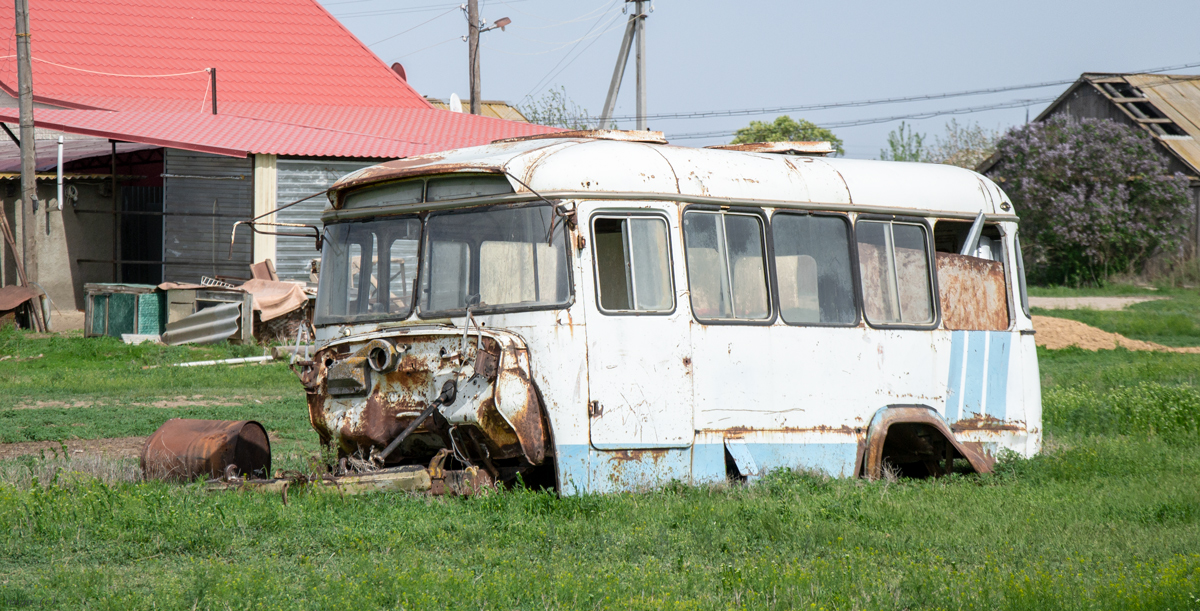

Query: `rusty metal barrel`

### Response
(141, 419, 271, 481)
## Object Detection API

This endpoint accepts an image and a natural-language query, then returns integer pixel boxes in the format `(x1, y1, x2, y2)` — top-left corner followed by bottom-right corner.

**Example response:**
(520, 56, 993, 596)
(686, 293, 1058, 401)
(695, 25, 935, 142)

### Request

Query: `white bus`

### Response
(295, 132, 1040, 495)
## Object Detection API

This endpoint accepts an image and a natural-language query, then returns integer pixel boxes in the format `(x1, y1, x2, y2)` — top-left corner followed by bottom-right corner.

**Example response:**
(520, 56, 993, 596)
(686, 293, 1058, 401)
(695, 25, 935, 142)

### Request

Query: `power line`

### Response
(520, 0, 623, 102)
(333, 1, 528, 19)
(592, 59, 1200, 123)
(392, 35, 461, 61)
(666, 97, 1059, 141)
(366, 5, 459, 47)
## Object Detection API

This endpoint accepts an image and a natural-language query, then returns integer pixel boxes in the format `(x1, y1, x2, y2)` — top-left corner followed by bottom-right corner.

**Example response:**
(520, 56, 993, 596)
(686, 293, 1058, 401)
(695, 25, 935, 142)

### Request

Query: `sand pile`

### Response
(1032, 315, 1200, 353)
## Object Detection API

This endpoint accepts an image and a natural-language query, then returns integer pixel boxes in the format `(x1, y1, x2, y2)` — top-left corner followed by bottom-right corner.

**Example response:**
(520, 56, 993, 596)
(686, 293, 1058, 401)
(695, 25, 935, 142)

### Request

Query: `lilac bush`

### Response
(990, 116, 1191, 284)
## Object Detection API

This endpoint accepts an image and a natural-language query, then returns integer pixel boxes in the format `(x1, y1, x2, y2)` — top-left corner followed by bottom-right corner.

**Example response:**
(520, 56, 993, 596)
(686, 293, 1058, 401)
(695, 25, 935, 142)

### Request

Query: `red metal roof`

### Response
(0, 0, 558, 155)
(0, 108, 555, 159)
(0, 0, 430, 111)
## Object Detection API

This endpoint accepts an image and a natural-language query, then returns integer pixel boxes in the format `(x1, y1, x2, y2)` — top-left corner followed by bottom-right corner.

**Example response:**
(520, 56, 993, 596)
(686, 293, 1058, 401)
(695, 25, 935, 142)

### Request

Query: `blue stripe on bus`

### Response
(962, 331, 988, 418)
(945, 331, 966, 421)
(986, 331, 1011, 420)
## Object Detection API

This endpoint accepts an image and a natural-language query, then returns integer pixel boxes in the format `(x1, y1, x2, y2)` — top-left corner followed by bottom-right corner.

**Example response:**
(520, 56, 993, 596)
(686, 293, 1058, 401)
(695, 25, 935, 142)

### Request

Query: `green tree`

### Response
(879, 121, 928, 162)
(731, 116, 844, 155)
(517, 86, 598, 130)
(929, 119, 998, 169)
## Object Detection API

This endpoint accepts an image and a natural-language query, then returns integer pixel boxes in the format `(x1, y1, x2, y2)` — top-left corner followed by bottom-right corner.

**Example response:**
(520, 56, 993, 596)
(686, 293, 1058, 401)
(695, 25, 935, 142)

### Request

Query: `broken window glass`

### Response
(593, 216, 674, 313)
(683, 210, 770, 321)
(771, 214, 856, 325)
(857, 220, 934, 325)
(315, 216, 422, 324)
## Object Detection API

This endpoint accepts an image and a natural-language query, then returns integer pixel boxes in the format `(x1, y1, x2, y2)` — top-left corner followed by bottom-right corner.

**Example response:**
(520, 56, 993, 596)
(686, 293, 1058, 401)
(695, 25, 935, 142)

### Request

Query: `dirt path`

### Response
(1029, 296, 1166, 310)
(0, 436, 146, 460)
(1032, 315, 1200, 353)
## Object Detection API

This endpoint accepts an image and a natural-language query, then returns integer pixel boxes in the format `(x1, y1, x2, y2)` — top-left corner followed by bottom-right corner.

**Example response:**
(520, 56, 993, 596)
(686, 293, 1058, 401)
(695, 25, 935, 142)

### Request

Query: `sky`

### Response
(318, 0, 1200, 159)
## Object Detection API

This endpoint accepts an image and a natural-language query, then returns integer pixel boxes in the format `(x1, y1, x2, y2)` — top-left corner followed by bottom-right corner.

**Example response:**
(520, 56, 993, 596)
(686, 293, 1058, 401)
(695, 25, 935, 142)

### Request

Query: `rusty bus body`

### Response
(297, 134, 1040, 494)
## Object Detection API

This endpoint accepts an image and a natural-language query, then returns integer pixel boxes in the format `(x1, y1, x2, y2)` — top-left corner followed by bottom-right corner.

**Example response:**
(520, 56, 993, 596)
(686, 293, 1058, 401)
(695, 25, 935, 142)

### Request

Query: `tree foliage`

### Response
(991, 116, 1191, 285)
(929, 119, 998, 169)
(731, 116, 844, 155)
(879, 121, 928, 162)
(518, 86, 597, 130)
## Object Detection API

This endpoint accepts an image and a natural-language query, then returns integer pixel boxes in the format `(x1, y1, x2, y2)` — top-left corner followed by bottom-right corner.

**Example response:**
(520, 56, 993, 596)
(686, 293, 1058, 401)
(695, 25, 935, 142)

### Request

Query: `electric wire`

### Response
(491, 0, 613, 29)
(392, 35, 461, 60)
(334, 0, 528, 19)
(481, 16, 626, 56)
(666, 97, 1060, 141)
(366, 4, 459, 47)
(519, 1, 623, 102)
(0, 55, 210, 78)
(590, 60, 1200, 124)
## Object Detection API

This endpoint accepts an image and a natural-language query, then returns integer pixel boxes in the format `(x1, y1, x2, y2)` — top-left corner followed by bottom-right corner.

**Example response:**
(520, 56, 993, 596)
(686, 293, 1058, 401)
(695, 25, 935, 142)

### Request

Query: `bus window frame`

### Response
(680, 204, 778, 327)
(589, 210, 678, 317)
(854, 213, 941, 331)
(769, 210, 862, 329)
(415, 202, 576, 319)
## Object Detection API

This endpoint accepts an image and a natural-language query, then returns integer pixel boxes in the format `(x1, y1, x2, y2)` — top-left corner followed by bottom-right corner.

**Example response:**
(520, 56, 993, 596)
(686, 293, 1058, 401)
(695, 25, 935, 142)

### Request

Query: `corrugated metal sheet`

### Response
(426, 99, 530, 123)
(163, 150, 253, 283)
(275, 160, 370, 283)
(0, 0, 431, 111)
(0, 108, 558, 159)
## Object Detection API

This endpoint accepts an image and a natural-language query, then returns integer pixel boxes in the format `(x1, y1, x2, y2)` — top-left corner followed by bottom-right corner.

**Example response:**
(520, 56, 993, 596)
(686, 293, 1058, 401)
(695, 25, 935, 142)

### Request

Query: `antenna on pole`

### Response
(598, 0, 648, 130)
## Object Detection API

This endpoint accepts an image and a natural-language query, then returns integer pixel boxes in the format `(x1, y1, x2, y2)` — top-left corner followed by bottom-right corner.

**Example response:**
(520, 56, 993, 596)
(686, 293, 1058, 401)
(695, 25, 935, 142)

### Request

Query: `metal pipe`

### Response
(174, 355, 274, 367)
(56, 136, 63, 211)
(376, 380, 457, 463)
(959, 211, 986, 256)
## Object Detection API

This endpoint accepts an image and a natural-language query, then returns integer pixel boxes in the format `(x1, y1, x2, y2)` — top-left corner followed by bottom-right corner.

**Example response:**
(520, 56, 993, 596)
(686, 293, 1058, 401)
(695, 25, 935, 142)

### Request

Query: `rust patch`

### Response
(710, 425, 856, 439)
(936, 252, 1009, 331)
(952, 414, 1023, 432)
(861, 405, 993, 480)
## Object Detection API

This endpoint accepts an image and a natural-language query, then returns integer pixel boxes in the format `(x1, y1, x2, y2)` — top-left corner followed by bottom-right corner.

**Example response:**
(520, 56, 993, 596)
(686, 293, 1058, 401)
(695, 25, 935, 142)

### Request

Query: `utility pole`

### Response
(599, 1, 648, 130)
(464, 3, 509, 116)
(14, 0, 36, 284)
(467, 0, 481, 115)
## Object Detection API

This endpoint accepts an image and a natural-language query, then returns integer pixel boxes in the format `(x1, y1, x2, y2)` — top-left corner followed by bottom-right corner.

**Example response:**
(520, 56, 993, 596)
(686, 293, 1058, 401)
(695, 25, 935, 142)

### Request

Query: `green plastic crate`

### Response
(85, 284, 164, 338)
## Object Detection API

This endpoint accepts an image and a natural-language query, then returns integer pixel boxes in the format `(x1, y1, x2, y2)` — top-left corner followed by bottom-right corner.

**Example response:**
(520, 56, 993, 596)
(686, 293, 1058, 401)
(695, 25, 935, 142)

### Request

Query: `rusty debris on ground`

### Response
(1033, 315, 1200, 353)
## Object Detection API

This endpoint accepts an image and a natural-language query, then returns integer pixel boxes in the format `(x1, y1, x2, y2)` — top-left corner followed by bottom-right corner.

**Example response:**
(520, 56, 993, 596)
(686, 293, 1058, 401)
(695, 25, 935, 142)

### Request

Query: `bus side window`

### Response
(772, 214, 857, 325)
(683, 210, 770, 321)
(856, 220, 935, 326)
(592, 216, 674, 313)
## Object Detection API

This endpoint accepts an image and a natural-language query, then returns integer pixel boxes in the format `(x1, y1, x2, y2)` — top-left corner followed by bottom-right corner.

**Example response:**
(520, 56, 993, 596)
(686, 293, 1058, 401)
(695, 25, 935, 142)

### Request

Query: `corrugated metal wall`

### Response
(163, 150, 253, 283)
(276, 160, 370, 283)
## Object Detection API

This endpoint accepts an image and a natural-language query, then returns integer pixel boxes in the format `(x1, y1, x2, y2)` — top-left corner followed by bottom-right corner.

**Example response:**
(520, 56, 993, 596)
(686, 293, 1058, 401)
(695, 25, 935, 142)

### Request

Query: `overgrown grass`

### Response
(4, 328, 1200, 608)
(0, 437, 1197, 610)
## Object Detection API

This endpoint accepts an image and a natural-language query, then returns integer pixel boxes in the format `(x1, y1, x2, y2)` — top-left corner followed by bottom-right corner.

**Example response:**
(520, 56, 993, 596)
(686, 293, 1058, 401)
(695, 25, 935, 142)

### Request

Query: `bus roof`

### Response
(328, 137, 1014, 219)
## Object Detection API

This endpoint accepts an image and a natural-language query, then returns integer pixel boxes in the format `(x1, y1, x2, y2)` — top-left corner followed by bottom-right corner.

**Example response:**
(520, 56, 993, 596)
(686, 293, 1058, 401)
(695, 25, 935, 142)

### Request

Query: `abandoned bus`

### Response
(295, 131, 1040, 495)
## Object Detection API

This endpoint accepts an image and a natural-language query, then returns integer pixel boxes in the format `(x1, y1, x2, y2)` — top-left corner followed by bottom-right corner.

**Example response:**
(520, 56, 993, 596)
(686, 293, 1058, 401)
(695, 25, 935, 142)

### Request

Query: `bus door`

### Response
(584, 212, 694, 449)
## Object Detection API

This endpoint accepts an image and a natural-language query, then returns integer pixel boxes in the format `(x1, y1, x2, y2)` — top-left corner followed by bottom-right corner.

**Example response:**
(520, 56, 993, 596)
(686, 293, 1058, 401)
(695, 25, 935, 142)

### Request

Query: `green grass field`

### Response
(2, 317, 1200, 609)
(1030, 286, 1200, 347)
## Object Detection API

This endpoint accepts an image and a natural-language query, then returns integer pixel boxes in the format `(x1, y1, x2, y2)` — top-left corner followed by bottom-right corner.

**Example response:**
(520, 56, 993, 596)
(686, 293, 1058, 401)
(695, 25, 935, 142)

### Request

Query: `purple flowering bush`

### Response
(991, 116, 1191, 284)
